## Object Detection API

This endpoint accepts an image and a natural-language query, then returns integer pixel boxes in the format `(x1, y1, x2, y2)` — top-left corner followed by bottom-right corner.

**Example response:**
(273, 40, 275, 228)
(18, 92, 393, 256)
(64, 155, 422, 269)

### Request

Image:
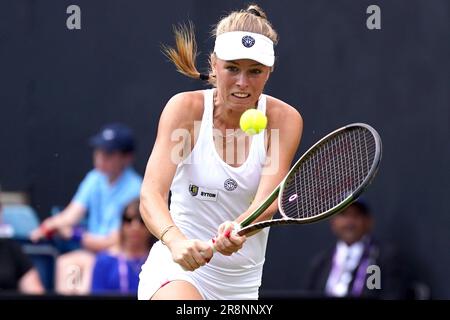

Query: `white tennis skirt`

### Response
(137, 241, 262, 300)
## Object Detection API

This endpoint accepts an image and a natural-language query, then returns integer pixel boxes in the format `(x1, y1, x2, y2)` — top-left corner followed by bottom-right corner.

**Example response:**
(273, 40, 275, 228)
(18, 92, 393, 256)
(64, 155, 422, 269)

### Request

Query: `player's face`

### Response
(213, 58, 271, 110)
(330, 205, 373, 245)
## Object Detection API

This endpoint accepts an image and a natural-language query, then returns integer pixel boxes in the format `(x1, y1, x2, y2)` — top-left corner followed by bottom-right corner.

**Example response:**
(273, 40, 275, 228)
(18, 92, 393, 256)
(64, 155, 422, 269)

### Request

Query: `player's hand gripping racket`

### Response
(211, 123, 382, 250)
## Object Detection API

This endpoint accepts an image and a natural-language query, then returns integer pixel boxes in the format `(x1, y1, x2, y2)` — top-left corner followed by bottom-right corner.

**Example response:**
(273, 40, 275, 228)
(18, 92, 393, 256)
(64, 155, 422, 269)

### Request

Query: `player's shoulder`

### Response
(164, 90, 205, 122)
(265, 94, 303, 126)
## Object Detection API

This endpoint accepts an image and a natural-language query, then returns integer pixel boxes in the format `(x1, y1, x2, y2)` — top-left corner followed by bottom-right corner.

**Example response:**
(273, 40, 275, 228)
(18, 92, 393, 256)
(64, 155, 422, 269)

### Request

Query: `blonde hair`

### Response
(213, 4, 278, 43)
(162, 4, 278, 86)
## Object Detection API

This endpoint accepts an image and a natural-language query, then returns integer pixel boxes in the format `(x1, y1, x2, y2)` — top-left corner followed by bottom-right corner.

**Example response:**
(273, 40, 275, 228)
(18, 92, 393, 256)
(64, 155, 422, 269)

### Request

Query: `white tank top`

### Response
(170, 88, 270, 272)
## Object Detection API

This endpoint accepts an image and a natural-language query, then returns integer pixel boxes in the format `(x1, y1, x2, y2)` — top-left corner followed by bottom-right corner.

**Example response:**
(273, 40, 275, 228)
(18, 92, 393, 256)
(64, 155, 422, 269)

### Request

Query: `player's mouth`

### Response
(232, 92, 251, 99)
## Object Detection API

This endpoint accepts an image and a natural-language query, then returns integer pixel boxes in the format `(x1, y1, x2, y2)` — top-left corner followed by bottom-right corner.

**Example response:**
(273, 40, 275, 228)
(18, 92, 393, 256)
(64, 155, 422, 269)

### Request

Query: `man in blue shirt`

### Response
(31, 123, 142, 294)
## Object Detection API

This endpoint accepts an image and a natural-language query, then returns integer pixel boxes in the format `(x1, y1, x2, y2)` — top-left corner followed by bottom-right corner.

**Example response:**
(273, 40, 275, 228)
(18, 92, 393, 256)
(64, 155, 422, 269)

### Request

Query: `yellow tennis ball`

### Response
(240, 109, 267, 135)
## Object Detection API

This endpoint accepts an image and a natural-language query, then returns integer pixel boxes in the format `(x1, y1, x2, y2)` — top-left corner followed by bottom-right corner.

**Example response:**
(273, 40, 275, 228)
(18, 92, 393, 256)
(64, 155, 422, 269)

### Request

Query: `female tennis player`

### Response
(138, 4, 303, 300)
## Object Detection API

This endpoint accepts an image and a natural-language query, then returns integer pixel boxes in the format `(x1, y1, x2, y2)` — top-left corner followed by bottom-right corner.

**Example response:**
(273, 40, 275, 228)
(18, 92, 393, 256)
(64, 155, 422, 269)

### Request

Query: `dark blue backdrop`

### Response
(1, 0, 449, 298)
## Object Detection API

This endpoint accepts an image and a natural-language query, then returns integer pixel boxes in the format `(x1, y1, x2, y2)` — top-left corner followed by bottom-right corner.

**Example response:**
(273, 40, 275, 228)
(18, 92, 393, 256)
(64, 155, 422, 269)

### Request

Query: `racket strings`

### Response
(281, 127, 376, 220)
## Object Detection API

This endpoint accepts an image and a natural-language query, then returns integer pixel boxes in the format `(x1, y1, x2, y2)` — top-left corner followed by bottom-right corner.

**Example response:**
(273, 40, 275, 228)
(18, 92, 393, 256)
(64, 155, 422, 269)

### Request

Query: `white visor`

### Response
(214, 31, 275, 67)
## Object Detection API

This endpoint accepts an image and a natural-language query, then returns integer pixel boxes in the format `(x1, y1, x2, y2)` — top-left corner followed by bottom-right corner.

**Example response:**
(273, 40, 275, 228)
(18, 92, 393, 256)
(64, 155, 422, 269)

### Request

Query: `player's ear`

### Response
(210, 53, 217, 73)
(264, 70, 271, 82)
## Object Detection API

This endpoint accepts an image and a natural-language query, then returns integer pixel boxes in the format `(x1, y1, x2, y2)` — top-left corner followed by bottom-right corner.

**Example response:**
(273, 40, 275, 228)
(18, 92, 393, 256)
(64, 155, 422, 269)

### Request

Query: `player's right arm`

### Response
(140, 91, 213, 271)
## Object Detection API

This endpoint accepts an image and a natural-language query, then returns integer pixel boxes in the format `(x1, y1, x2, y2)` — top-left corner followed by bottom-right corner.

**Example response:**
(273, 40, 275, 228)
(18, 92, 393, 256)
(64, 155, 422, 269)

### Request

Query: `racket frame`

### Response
(236, 123, 382, 236)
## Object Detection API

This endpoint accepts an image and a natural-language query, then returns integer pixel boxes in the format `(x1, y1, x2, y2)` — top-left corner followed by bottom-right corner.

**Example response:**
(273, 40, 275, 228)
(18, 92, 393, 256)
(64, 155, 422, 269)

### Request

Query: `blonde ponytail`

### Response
(161, 22, 212, 84)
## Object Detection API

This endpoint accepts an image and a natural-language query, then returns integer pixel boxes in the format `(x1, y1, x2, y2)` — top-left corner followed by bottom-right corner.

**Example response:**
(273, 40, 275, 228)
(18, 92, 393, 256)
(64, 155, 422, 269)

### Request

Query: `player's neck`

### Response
(213, 90, 257, 129)
(213, 105, 240, 130)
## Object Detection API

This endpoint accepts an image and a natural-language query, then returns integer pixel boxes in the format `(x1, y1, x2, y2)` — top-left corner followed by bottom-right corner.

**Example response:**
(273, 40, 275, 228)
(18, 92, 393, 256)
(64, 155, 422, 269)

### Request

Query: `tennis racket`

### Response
(218, 122, 382, 239)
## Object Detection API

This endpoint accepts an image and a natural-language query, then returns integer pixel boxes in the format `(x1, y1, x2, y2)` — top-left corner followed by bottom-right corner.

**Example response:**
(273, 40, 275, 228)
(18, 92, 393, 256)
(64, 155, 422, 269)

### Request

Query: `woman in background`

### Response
(91, 199, 153, 295)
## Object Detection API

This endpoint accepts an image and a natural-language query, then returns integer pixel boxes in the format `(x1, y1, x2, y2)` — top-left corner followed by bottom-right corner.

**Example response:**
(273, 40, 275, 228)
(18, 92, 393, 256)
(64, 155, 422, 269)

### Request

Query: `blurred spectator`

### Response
(30, 123, 142, 294)
(305, 199, 407, 299)
(91, 199, 153, 295)
(0, 198, 45, 294)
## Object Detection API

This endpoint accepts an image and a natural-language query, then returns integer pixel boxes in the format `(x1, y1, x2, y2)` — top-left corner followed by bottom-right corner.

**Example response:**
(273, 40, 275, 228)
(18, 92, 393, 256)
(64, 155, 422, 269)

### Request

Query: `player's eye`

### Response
(249, 69, 263, 75)
(226, 66, 239, 73)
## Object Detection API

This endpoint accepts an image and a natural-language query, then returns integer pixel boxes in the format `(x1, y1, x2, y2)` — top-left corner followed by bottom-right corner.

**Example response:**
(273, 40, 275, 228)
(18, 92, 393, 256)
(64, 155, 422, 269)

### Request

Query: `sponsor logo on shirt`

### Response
(224, 178, 238, 191)
(189, 184, 199, 196)
(189, 184, 219, 202)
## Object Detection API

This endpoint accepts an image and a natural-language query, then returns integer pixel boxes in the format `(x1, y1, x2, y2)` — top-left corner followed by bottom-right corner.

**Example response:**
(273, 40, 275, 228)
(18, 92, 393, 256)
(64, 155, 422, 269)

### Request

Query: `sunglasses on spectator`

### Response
(122, 215, 145, 225)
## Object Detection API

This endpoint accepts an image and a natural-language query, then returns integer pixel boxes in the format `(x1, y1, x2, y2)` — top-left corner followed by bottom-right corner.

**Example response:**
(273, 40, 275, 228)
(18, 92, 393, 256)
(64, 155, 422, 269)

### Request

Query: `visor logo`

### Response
(242, 36, 255, 48)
